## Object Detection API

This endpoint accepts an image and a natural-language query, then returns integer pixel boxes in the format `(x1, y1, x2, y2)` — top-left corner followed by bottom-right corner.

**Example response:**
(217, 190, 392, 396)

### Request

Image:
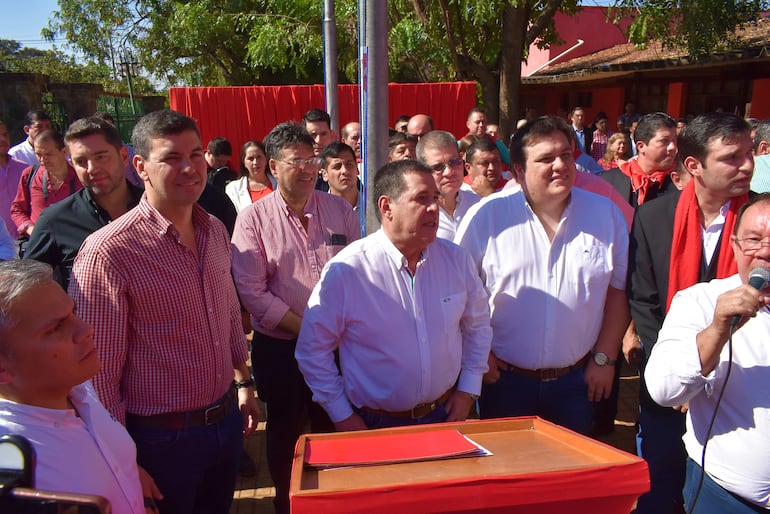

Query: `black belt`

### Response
(359, 388, 454, 419)
(126, 387, 236, 430)
(497, 353, 590, 382)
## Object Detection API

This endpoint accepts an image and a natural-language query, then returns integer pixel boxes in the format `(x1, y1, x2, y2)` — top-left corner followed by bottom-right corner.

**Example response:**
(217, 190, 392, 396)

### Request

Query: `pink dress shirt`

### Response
(231, 190, 360, 340)
(10, 164, 82, 233)
(0, 157, 26, 237)
(69, 197, 248, 423)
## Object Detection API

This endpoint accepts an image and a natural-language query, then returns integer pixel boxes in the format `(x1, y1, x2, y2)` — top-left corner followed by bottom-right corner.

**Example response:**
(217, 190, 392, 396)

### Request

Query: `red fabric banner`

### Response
(168, 82, 477, 164)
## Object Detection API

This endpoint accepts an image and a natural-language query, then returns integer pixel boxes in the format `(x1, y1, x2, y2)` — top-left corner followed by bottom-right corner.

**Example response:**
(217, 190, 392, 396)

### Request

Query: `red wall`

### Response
(522, 7, 631, 76)
(168, 82, 477, 163)
(750, 78, 770, 119)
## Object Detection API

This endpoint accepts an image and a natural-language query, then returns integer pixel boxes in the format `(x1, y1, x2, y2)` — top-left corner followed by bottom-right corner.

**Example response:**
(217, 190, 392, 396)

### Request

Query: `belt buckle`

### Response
(204, 404, 222, 425)
(410, 401, 434, 419)
(540, 369, 559, 382)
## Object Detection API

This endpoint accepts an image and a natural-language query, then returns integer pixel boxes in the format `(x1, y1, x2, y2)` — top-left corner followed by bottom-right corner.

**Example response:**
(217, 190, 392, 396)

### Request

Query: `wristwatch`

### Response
(592, 352, 616, 366)
(233, 378, 255, 390)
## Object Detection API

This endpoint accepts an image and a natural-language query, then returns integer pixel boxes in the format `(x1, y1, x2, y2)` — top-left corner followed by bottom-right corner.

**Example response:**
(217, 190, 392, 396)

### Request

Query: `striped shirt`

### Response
(231, 190, 360, 340)
(69, 196, 248, 424)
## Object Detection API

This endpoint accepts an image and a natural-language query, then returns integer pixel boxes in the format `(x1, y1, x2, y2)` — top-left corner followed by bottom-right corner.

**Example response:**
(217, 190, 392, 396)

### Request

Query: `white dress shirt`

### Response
(225, 175, 277, 212)
(455, 187, 628, 369)
(646, 275, 770, 508)
(8, 140, 38, 167)
(437, 189, 480, 241)
(295, 229, 492, 423)
(0, 381, 144, 514)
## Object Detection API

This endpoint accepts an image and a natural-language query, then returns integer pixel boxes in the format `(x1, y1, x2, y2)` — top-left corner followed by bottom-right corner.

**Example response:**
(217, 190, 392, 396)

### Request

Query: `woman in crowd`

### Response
(599, 132, 631, 171)
(225, 140, 276, 212)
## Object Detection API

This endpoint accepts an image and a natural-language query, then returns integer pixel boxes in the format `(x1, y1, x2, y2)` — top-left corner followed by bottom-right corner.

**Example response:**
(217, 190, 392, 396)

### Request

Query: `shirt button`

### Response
(214, 341, 220, 346)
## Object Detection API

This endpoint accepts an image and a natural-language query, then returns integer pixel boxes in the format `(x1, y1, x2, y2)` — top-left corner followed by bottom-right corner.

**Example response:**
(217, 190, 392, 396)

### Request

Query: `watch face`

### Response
(593, 352, 608, 366)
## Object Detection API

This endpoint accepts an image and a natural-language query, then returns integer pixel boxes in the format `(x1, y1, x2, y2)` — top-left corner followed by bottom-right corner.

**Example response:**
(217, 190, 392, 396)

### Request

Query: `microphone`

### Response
(729, 267, 770, 329)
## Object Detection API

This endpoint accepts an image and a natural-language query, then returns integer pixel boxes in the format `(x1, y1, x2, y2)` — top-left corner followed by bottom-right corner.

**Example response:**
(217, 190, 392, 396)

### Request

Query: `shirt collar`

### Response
(375, 229, 429, 270)
(137, 194, 211, 235)
(275, 189, 318, 218)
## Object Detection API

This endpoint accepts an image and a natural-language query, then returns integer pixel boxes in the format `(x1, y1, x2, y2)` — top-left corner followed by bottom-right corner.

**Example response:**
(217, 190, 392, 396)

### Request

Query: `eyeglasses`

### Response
(278, 157, 322, 170)
(734, 237, 770, 254)
(427, 158, 464, 174)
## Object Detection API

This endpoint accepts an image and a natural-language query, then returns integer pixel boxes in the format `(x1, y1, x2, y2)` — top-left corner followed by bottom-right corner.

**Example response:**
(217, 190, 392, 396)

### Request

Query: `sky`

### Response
(0, 0, 62, 51)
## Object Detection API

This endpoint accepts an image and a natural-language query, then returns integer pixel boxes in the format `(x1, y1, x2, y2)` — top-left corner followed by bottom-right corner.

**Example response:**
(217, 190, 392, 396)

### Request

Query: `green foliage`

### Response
(610, 0, 769, 58)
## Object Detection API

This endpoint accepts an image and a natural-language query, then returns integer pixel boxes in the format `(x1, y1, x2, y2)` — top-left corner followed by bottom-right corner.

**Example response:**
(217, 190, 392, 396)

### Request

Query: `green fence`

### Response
(96, 95, 145, 144)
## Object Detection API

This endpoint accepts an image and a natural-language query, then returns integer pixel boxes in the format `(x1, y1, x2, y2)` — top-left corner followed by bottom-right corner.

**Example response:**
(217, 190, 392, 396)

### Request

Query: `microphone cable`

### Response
(686, 325, 735, 514)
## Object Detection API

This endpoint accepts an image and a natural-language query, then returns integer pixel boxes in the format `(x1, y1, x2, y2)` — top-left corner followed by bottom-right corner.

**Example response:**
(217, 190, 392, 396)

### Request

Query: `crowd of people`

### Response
(0, 102, 769, 514)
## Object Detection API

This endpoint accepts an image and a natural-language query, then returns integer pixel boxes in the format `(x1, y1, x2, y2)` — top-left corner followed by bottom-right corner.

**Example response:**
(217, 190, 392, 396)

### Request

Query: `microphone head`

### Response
(747, 267, 770, 291)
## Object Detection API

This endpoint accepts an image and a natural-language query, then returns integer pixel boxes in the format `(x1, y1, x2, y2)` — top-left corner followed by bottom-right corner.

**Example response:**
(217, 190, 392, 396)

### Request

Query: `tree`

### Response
(388, 0, 579, 140)
(611, 0, 770, 58)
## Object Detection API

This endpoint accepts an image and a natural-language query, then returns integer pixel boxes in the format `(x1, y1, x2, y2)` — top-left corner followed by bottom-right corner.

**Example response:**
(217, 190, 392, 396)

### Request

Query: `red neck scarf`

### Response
(619, 159, 671, 205)
(666, 180, 747, 311)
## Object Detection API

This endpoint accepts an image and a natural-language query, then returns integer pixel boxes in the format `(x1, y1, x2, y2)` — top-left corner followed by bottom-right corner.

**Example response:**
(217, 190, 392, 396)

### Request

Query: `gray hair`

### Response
(0, 260, 53, 333)
(416, 130, 458, 162)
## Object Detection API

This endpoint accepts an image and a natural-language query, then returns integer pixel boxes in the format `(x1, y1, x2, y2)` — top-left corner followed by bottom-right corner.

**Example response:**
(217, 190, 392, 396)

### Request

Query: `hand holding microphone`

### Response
(729, 267, 770, 329)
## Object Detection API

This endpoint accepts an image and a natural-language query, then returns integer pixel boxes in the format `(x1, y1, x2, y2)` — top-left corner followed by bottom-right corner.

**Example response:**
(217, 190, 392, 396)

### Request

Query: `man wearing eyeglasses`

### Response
(231, 122, 359, 514)
(628, 112, 754, 514)
(645, 193, 770, 514)
(416, 130, 480, 241)
(456, 116, 629, 436)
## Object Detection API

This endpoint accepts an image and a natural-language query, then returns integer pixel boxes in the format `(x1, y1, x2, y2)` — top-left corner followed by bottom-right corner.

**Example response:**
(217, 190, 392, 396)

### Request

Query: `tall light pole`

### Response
(323, 0, 339, 134)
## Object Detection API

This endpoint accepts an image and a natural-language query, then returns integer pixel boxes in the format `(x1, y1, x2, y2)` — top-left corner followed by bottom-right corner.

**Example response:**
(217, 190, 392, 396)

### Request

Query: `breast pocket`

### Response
(439, 292, 467, 334)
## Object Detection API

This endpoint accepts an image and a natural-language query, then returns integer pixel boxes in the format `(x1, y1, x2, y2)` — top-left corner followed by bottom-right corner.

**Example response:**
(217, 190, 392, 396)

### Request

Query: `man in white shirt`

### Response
(8, 111, 51, 167)
(645, 193, 770, 513)
(296, 159, 492, 431)
(0, 260, 154, 513)
(456, 116, 629, 435)
(416, 130, 479, 241)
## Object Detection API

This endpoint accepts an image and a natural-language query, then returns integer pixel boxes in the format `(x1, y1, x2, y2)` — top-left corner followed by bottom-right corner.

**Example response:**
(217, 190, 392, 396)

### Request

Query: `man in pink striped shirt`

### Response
(231, 122, 359, 514)
(70, 110, 259, 514)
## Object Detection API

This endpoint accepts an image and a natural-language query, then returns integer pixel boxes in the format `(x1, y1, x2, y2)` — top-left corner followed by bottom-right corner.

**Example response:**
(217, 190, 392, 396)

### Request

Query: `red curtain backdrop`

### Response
(168, 82, 477, 166)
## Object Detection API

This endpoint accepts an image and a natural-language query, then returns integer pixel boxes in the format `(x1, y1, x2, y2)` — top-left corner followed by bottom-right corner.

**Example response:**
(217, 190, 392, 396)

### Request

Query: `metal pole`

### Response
(323, 0, 339, 134)
(361, 0, 388, 236)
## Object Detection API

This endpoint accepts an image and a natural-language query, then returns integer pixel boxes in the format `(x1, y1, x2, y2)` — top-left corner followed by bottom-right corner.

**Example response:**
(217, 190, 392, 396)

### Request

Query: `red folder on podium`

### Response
(304, 429, 483, 468)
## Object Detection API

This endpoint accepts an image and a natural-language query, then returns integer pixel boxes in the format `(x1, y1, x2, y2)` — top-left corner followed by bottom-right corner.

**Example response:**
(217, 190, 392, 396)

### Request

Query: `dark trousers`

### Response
(251, 331, 333, 514)
(126, 397, 242, 514)
(479, 365, 593, 435)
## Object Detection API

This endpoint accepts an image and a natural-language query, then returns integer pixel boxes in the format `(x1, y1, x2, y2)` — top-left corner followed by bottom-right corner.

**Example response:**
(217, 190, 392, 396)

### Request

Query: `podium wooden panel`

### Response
(290, 417, 649, 514)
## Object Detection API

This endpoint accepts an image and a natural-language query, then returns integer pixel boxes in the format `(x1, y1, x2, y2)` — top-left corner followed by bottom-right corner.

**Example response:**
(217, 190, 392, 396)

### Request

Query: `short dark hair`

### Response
(678, 112, 750, 165)
(465, 138, 499, 164)
(206, 137, 232, 157)
(320, 142, 356, 168)
(734, 192, 770, 235)
(372, 159, 433, 222)
(34, 129, 65, 150)
(239, 140, 267, 178)
(754, 120, 770, 152)
(25, 110, 50, 126)
(467, 107, 486, 119)
(570, 106, 584, 116)
(93, 111, 116, 125)
(395, 115, 410, 125)
(388, 132, 417, 150)
(263, 122, 314, 161)
(131, 109, 200, 159)
(301, 109, 331, 129)
(635, 112, 676, 145)
(510, 116, 574, 170)
(65, 116, 123, 152)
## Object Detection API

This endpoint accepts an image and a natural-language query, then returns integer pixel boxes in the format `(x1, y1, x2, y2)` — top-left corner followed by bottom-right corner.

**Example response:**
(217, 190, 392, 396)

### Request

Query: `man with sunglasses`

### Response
(628, 112, 754, 514)
(416, 130, 479, 241)
(231, 122, 359, 514)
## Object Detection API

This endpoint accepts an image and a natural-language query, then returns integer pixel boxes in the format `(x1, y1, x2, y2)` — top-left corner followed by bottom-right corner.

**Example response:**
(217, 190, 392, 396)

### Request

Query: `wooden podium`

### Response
(290, 417, 649, 514)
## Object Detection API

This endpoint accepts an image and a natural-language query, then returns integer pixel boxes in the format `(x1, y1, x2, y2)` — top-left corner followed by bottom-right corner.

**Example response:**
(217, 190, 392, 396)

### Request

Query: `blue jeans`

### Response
(478, 365, 593, 435)
(684, 458, 766, 513)
(356, 402, 449, 429)
(635, 403, 687, 514)
(126, 397, 243, 514)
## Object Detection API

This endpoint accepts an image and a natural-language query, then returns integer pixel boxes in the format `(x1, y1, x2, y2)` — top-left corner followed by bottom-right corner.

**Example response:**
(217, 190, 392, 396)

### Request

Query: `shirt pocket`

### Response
(439, 292, 467, 334)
